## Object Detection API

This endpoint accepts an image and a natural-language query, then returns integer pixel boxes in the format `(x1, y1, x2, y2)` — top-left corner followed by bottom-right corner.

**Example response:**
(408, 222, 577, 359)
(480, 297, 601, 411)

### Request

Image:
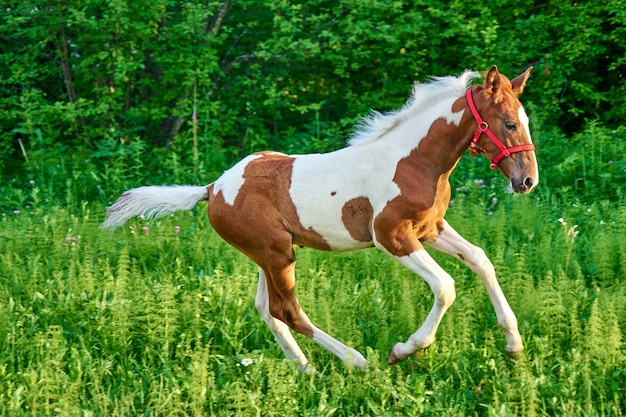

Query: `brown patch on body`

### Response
(207, 151, 327, 339)
(208, 152, 330, 254)
(341, 197, 374, 243)
(373, 116, 467, 257)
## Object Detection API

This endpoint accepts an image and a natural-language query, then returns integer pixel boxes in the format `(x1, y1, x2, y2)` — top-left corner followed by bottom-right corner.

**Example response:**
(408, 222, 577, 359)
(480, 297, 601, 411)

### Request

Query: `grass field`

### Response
(1, 184, 625, 416)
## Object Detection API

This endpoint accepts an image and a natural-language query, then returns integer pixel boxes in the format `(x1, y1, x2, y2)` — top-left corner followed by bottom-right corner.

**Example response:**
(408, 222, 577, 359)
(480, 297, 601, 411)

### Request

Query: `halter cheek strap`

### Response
(465, 89, 535, 169)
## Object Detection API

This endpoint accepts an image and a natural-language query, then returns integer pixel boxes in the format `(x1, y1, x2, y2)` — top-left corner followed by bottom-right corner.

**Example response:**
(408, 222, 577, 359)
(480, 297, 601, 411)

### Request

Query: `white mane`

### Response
(348, 70, 479, 147)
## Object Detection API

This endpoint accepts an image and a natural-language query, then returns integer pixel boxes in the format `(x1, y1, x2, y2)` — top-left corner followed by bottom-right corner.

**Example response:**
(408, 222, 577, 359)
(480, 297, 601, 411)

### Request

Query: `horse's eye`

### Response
(505, 122, 517, 131)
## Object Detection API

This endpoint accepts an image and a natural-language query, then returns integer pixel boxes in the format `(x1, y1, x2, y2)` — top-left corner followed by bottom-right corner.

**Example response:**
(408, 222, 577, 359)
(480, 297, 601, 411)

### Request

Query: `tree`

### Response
(1, 0, 624, 179)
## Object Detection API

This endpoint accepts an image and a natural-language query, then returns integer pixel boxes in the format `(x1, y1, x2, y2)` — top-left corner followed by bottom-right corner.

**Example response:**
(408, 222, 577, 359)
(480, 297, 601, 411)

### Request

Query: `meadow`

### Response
(1, 174, 625, 416)
(3, 1, 626, 414)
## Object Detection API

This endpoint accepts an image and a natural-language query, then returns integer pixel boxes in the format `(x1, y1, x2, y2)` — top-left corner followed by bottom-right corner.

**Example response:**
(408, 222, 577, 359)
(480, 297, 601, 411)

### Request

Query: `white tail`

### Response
(102, 185, 210, 229)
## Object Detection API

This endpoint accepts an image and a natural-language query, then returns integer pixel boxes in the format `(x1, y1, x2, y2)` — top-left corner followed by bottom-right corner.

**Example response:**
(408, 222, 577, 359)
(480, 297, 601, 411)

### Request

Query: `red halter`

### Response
(465, 89, 535, 169)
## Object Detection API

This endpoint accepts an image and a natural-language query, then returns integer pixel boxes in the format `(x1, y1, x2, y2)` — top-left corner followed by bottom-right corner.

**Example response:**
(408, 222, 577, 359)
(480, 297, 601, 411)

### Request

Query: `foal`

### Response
(103, 66, 538, 371)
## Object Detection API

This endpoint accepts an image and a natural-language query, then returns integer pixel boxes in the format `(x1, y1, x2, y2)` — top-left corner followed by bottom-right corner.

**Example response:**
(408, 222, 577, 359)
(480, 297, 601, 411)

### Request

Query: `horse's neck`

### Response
(352, 105, 472, 177)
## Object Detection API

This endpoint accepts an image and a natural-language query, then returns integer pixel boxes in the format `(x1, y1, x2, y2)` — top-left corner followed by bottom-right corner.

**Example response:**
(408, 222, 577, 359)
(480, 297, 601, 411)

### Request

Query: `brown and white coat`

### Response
(104, 67, 538, 371)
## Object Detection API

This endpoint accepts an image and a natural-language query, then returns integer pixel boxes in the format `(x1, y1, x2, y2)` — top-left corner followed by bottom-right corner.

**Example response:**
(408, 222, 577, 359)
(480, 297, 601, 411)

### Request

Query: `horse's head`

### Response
(468, 66, 539, 194)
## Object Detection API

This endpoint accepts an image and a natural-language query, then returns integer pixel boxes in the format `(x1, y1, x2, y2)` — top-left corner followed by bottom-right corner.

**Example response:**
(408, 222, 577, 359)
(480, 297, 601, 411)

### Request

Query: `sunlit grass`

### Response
(0, 190, 625, 415)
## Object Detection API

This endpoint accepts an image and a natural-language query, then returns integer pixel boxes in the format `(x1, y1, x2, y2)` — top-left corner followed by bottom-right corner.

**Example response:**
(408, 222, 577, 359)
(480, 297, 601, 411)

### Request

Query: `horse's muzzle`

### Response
(511, 176, 535, 194)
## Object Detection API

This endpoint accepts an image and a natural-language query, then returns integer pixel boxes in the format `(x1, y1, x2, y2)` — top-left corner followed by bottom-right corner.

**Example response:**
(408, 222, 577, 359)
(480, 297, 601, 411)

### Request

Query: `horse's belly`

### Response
(291, 206, 375, 251)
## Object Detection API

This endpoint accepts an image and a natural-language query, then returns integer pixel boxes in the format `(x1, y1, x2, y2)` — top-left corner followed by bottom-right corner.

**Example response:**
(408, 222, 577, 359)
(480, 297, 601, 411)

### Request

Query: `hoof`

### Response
(388, 345, 426, 365)
(387, 343, 407, 365)
(344, 350, 368, 370)
(506, 350, 523, 363)
(297, 363, 317, 374)
(388, 349, 401, 365)
(344, 359, 368, 371)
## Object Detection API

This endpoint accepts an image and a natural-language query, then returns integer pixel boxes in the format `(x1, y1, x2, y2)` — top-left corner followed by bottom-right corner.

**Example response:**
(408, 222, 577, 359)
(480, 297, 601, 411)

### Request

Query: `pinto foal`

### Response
(103, 66, 538, 371)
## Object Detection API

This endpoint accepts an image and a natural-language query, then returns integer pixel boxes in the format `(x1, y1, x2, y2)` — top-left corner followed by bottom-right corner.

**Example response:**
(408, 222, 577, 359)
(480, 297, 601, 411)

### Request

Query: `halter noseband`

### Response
(465, 89, 535, 169)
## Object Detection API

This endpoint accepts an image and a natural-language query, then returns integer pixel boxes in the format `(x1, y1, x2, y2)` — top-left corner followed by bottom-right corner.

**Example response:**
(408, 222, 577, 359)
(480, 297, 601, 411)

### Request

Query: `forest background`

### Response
(2, 0, 626, 201)
(1, 1, 626, 416)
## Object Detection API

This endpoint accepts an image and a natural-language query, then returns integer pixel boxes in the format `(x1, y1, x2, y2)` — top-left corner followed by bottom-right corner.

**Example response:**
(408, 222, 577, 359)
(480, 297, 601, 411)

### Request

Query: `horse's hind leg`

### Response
(260, 244, 367, 370)
(255, 269, 314, 372)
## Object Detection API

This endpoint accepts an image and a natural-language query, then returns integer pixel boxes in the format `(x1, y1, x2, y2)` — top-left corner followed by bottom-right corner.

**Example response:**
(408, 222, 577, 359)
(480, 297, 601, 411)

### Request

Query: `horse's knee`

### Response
(436, 277, 456, 308)
(467, 246, 496, 277)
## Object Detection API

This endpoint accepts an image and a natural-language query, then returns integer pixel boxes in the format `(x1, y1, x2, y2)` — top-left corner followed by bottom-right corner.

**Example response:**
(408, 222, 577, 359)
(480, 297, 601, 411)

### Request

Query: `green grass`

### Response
(1, 190, 625, 416)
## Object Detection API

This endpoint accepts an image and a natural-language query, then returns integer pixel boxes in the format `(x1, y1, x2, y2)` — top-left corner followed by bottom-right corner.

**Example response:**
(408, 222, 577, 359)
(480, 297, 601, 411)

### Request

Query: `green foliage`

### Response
(1, 194, 625, 415)
(540, 123, 626, 202)
(2, 1, 626, 199)
(1, 2, 626, 414)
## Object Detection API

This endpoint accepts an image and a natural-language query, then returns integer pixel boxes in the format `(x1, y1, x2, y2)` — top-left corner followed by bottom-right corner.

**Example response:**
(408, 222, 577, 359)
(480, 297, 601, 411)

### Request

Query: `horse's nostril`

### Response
(524, 177, 534, 189)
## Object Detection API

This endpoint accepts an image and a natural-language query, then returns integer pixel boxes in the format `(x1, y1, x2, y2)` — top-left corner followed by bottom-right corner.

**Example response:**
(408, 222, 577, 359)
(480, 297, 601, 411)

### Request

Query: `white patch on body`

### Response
(211, 154, 263, 205)
(290, 98, 465, 251)
(445, 107, 464, 126)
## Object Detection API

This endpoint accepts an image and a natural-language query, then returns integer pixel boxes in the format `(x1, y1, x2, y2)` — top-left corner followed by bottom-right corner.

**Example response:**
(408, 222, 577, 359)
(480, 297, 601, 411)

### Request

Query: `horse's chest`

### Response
(372, 182, 450, 251)
(412, 188, 450, 239)
(413, 206, 446, 241)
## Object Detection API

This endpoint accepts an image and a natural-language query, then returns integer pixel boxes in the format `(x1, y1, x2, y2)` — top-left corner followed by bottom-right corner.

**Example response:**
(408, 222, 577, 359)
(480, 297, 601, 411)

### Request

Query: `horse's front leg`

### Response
(424, 219, 523, 358)
(381, 242, 457, 364)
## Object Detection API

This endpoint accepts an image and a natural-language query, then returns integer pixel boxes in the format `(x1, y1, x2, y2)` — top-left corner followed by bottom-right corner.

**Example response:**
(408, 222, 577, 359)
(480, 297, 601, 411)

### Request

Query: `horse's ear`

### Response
(483, 66, 503, 103)
(511, 66, 533, 96)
